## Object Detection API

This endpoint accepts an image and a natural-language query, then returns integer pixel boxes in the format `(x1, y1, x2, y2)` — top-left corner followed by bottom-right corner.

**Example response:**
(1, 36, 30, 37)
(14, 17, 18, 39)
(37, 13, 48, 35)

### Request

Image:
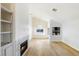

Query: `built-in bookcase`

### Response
(0, 3, 14, 46)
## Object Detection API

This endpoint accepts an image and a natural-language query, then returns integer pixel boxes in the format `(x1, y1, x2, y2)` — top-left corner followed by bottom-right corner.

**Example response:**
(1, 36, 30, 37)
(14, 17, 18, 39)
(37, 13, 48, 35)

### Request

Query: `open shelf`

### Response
(1, 3, 13, 13)
(0, 32, 11, 34)
(1, 22, 11, 32)
(1, 9, 12, 21)
(0, 19, 12, 23)
(0, 3, 14, 46)
(1, 33, 12, 46)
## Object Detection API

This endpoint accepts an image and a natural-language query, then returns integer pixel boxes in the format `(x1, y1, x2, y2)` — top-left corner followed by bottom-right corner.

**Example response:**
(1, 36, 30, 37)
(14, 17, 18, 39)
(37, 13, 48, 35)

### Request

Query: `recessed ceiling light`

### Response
(52, 8, 58, 12)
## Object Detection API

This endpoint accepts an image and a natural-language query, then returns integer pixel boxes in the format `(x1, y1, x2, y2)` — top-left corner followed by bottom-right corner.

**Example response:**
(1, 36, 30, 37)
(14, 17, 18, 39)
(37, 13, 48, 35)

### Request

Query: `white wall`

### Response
(59, 4, 79, 51)
(14, 3, 29, 56)
(15, 3, 29, 41)
(62, 19, 79, 51)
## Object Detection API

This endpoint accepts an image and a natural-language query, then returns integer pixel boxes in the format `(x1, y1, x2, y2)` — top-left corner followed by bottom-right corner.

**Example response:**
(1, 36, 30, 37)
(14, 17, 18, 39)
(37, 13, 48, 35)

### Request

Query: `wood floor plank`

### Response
(23, 39, 79, 56)
(58, 42, 79, 56)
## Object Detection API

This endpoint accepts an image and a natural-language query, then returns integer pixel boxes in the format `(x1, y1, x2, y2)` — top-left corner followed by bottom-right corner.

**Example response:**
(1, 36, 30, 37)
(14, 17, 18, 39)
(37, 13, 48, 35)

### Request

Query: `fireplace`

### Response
(20, 40, 28, 56)
(52, 27, 60, 35)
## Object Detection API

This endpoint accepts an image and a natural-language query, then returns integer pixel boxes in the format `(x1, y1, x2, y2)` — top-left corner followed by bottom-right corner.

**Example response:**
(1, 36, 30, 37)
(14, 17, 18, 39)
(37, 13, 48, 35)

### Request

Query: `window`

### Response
(37, 29, 43, 32)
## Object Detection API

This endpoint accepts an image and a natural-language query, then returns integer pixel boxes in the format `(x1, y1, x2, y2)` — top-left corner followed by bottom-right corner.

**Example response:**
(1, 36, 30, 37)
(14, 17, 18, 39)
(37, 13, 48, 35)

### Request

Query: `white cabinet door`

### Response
(2, 43, 14, 56)
(5, 45, 13, 56)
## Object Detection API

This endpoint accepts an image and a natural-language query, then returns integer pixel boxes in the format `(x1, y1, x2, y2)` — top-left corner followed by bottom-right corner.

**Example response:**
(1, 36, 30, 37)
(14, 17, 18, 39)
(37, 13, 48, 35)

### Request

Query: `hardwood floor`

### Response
(23, 39, 79, 56)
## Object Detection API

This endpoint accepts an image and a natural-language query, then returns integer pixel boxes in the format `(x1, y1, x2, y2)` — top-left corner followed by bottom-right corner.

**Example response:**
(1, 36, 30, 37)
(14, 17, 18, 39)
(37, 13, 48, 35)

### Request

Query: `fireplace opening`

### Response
(52, 27, 60, 35)
(20, 40, 28, 56)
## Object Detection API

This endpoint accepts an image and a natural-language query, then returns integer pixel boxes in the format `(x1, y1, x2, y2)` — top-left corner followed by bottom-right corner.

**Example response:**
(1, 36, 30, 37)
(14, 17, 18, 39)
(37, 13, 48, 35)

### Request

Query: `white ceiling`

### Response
(28, 3, 79, 23)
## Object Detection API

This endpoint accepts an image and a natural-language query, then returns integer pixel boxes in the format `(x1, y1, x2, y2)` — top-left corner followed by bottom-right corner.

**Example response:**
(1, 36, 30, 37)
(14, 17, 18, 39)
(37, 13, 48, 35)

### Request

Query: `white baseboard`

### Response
(49, 39, 62, 42)
(62, 40, 79, 51)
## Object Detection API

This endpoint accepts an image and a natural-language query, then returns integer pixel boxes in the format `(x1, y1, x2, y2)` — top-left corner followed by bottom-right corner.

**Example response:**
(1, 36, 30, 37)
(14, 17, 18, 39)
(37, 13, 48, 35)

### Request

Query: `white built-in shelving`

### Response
(0, 3, 14, 46)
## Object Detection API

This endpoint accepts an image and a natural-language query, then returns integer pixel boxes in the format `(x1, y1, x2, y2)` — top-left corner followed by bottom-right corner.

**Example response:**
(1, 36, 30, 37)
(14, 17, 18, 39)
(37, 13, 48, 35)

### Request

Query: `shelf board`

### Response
(0, 32, 11, 34)
(1, 5, 13, 13)
(0, 20, 12, 23)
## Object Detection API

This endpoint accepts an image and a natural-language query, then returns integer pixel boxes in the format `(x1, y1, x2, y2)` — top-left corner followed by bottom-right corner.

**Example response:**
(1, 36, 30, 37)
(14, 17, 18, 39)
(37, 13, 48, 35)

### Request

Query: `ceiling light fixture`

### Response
(52, 8, 58, 12)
